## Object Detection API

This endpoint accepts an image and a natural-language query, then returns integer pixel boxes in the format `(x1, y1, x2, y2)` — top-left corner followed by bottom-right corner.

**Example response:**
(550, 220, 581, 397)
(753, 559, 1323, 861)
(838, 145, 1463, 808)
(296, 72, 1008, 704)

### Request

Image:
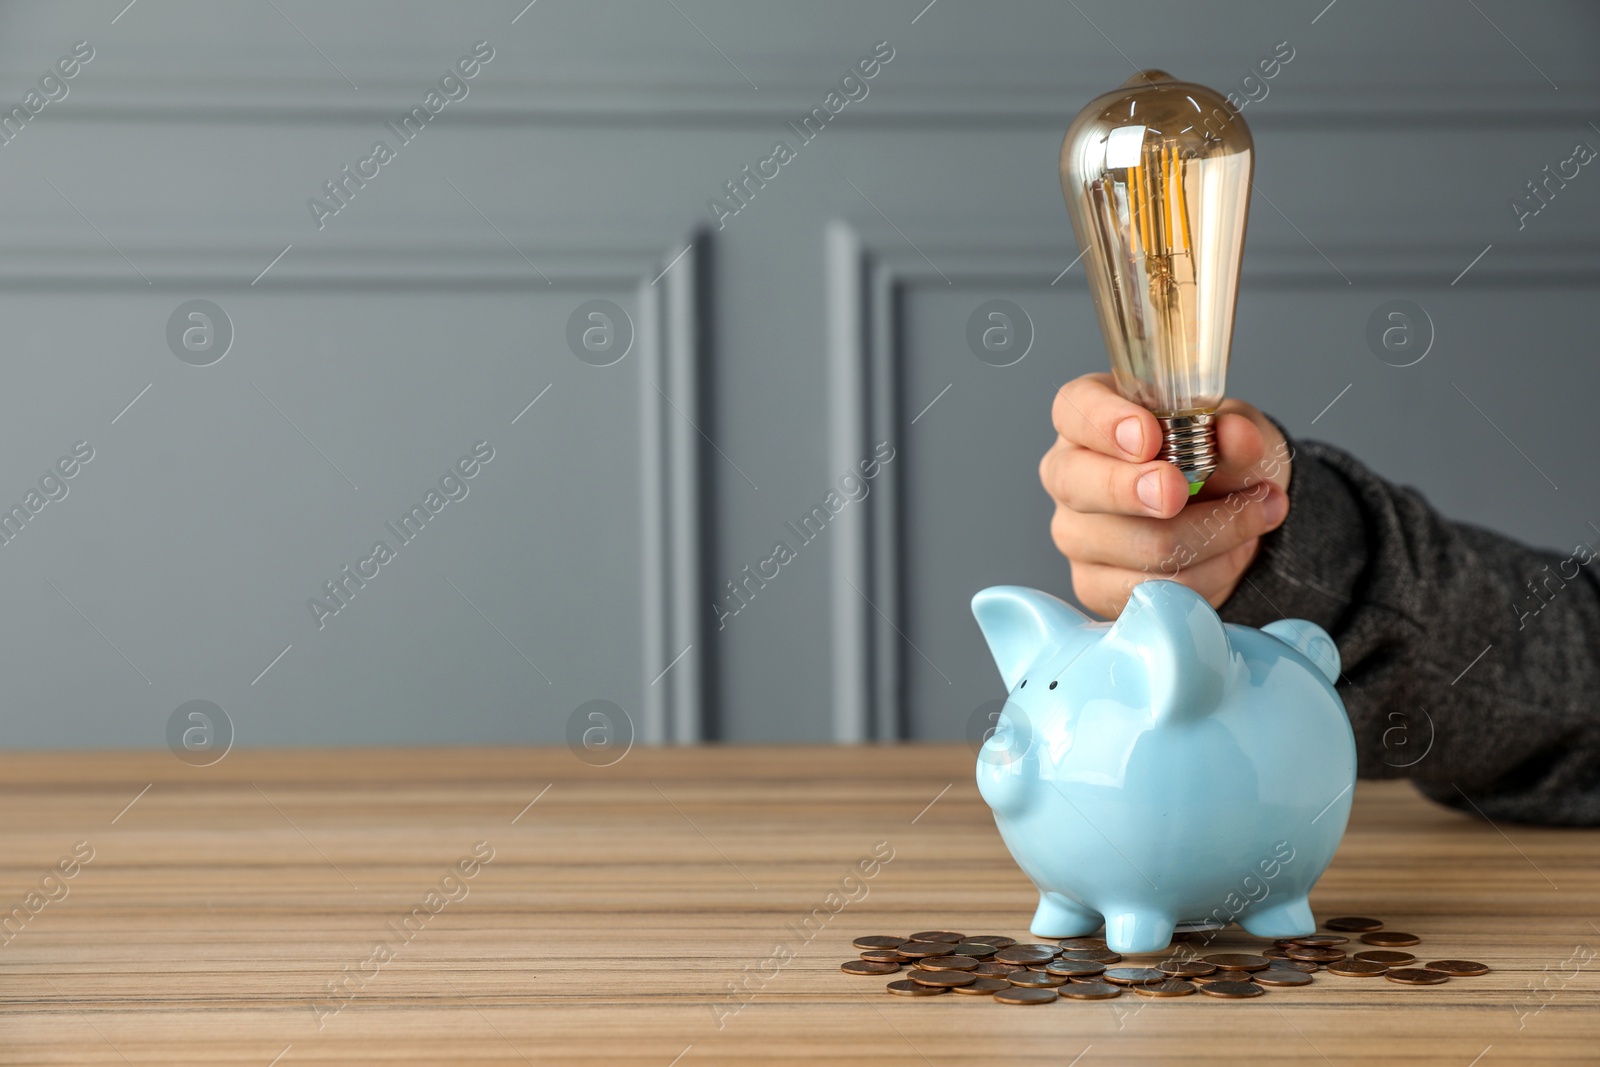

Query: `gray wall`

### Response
(0, 0, 1595, 750)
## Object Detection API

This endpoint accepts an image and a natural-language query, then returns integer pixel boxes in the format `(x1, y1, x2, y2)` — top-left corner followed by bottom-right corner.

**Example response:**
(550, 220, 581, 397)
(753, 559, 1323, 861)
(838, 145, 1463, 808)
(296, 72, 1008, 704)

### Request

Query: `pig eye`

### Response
(1048, 681, 1058, 690)
(1019, 679, 1026, 688)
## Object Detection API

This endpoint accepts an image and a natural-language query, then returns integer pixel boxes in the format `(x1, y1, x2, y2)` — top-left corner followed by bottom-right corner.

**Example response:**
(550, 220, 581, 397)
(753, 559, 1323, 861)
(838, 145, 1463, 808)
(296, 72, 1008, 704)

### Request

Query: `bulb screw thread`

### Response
(1157, 413, 1219, 491)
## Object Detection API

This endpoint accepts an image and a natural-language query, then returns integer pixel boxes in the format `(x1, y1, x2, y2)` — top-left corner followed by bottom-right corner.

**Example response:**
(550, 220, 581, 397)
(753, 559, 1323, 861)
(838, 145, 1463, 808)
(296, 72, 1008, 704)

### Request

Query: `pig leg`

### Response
(1029, 893, 1101, 938)
(1104, 909, 1176, 954)
(1238, 896, 1315, 939)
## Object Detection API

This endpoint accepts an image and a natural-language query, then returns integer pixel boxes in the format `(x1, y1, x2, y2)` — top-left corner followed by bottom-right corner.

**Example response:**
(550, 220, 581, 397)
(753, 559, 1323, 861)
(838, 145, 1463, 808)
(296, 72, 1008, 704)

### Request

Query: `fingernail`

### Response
(1264, 488, 1288, 527)
(1136, 470, 1163, 511)
(1115, 417, 1144, 458)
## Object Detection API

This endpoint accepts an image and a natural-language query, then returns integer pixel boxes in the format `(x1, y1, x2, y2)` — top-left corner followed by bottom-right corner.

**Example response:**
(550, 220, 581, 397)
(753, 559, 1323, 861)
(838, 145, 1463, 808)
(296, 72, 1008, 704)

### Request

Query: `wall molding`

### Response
(639, 228, 714, 745)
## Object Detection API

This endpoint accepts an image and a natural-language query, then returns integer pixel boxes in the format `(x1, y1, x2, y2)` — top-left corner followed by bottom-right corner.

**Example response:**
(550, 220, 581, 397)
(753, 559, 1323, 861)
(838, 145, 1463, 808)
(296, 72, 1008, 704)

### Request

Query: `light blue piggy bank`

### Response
(972, 580, 1356, 954)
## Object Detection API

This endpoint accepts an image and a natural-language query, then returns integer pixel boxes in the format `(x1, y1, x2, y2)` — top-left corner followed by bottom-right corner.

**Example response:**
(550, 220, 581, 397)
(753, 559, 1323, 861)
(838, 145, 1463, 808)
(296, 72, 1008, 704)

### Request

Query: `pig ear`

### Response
(1105, 581, 1231, 724)
(1262, 619, 1341, 684)
(971, 586, 1091, 689)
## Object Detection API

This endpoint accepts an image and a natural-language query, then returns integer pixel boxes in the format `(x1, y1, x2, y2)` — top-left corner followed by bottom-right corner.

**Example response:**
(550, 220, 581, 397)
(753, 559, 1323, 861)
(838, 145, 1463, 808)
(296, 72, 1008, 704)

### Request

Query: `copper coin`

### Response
(963, 935, 1016, 948)
(1103, 967, 1167, 986)
(1045, 959, 1107, 978)
(1424, 960, 1489, 977)
(1285, 946, 1346, 963)
(1323, 916, 1383, 932)
(1254, 967, 1314, 987)
(853, 935, 907, 949)
(886, 979, 947, 996)
(1327, 959, 1388, 977)
(1060, 981, 1122, 1000)
(1135, 979, 1197, 997)
(842, 959, 900, 975)
(1386, 967, 1448, 986)
(1272, 959, 1319, 973)
(1159, 960, 1216, 977)
(1354, 950, 1416, 966)
(909, 930, 965, 944)
(1277, 934, 1349, 947)
(917, 956, 980, 972)
(949, 943, 998, 959)
(1056, 937, 1108, 950)
(896, 941, 958, 959)
(1058, 948, 1122, 963)
(975, 961, 1021, 977)
(1203, 953, 1270, 973)
(859, 948, 902, 963)
(1199, 980, 1265, 999)
(994, 987, 1058, 1004)
(1007, 970, 1070, 988)
(1262, 946, 1293, 960)
(952, 977, 1012, 995)
(1361, 931, 1421, 947)
(995, 944, 1059, 965)
(908, 968, 977, 988)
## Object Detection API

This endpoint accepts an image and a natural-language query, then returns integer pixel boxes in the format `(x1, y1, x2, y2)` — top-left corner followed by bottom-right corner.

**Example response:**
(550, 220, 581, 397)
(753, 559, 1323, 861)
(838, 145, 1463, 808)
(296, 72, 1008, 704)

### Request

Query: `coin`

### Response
(993, 987, 1059, 1005)
(1326, 960, 1388, 977)
(842, 959, 900, 975)
(1285, 946, 1346, 963)
(1423, 960, 1489, 977)
(1271, 959, 1319, 973)
(995, 944, 1059, 965)
(886, 979, 947, 996)
(910, 930, 965, 944)
(1060, 981, 1122, 999)
(859, 948, 902, 963)
(952, 977, 1012, 995)
(1058, 948, 1123, 963)
(975, 962, 1022, 977)
(1323, 916, 1383, 932)
(917, 956, 980, 972)
(908, 969, 978, 988)
(963, 935, 1016, 948)
(1354, 950, 1416, 966)
(1361, 931, 1421, 947)
(1159, 960, 1216, 977)
(1199, 980, 1265, 999)
(1385, 967, 1448, 986)
(896, 941, 958, 959)
(1103, 967, 1167, 986)
(1135, 979, 1197, 997)
(1277, 934, 1349, 947)
(950, 943, 999, 959)
(1007, 970, 1070, 987)
(1056, 937, 1108, 950)
(1262, 947, 1293, 960)
(1045, 959, 1107, 978)
(854, 935, 907, 949)
(1203, 953, 1270, 973)
(1254, 967, 1314, 987)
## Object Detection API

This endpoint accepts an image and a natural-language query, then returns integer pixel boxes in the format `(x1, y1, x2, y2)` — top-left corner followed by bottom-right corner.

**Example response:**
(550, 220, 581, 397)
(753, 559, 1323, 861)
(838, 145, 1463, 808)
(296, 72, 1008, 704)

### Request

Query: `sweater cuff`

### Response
(1219, 428, 1369, 634)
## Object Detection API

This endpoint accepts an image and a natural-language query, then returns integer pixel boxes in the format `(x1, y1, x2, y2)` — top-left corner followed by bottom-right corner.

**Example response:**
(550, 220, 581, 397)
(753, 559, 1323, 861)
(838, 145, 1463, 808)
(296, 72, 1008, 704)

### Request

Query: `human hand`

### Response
(1039, 373, 1293, 618)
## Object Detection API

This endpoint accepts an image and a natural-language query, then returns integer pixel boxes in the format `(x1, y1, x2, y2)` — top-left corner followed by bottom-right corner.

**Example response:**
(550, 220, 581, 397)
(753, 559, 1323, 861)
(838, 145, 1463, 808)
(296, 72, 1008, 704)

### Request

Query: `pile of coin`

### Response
(846, 917, 1488, 1004)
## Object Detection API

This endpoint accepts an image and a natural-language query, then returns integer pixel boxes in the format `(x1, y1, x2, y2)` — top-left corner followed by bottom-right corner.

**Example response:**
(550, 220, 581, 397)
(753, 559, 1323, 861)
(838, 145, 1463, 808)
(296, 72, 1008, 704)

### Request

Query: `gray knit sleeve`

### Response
(1219, 432, 1600, 826)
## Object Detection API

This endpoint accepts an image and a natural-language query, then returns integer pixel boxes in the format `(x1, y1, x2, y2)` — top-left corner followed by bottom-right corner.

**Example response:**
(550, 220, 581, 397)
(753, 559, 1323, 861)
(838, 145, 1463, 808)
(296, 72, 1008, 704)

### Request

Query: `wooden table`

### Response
(0, 746, 1595, 1065)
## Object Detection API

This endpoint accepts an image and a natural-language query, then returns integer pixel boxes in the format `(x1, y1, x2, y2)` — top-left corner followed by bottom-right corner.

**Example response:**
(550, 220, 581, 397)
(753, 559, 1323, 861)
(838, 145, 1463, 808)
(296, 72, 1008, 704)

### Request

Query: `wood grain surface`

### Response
(0, 745, 1595, 1065)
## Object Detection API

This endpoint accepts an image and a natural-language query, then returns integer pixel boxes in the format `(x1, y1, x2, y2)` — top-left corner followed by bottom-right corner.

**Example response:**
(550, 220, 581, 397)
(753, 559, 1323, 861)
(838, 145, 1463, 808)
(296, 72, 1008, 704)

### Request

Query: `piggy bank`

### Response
(971, 580, 1356, 954)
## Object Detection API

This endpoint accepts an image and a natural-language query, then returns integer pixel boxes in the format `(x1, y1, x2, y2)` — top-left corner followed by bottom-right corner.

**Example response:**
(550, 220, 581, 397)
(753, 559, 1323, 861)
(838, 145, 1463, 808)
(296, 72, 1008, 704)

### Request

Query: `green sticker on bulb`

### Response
(1188, 481, 1205, 496)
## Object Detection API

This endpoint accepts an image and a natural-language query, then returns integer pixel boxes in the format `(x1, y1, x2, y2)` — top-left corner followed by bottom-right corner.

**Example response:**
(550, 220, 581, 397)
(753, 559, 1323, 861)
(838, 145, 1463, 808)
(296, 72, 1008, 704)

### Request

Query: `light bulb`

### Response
(1060, 70, 1254, 493)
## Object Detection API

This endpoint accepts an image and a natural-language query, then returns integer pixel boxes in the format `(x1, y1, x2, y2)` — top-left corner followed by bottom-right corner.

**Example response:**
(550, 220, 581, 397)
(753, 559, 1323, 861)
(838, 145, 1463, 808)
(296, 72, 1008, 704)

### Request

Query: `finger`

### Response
(1052, 485, 1287, 570)
(1202, 403, 1291, 497)
(1042, 442, 1192, 518)
(1069, 538, 1263, 618)
(1051, 374, 1161, 462)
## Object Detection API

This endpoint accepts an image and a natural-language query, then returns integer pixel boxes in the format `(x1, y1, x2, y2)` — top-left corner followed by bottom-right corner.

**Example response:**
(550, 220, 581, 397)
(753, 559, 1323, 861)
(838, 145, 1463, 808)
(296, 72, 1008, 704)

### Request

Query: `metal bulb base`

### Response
(1158, 413, 1218, 493)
